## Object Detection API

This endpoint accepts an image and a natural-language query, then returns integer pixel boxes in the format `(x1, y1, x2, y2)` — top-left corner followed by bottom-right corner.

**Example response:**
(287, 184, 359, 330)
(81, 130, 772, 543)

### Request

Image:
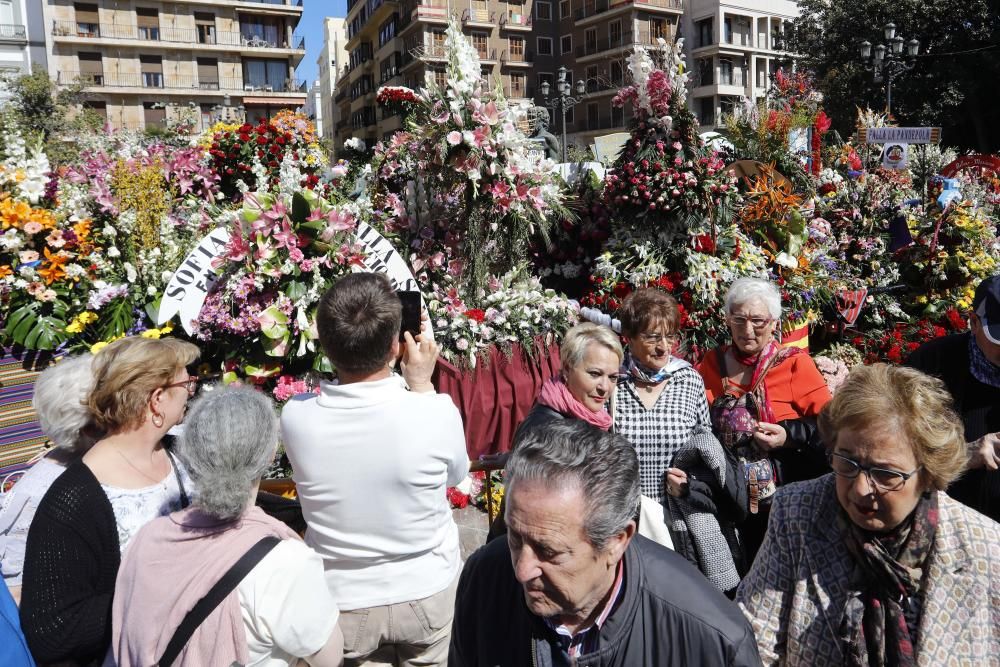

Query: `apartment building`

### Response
(41, 0, 307, 132)
(0, 0, 34, 97)
(684, 0, 798, 131)
(317, 16, 346, 155)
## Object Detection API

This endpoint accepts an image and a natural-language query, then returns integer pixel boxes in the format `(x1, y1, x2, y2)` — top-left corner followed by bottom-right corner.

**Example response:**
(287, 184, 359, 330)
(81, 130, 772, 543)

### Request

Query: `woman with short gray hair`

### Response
(107, 386, 344, 667)
(0, 354, 98, 602)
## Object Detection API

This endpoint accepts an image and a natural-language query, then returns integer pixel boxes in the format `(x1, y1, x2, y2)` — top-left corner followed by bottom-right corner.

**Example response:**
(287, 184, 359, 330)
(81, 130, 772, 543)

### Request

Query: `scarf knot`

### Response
(536, 378, 613, 431)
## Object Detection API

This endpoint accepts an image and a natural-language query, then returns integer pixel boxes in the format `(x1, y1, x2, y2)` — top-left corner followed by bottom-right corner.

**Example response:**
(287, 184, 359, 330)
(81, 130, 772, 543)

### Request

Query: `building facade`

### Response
(41, 0, 307, 132)
(317, 16, 346, 155)
(683, 0, 797, 131)
(0, 0, 33, 98)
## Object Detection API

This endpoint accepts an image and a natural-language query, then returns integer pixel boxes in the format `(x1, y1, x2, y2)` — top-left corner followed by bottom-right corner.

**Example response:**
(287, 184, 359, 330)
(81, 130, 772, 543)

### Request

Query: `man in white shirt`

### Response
(281, 273, 469, 667)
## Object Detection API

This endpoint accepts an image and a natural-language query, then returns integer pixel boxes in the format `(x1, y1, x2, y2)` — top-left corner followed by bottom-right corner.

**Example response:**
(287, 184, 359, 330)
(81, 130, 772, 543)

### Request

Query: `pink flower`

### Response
(456, 338, 470, 351)
(46, 230, 66, 248)
(23, 221, 43, 235)
(446, 131, 463, 146)
(38, 289, 57, 302)
(19, 250, 39, 263)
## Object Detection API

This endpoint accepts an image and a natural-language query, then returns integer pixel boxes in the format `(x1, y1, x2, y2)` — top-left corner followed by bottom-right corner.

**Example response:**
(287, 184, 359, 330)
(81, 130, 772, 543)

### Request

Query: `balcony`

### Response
(51, 21, 305, 56)
(575, 0, 681, 26)
(574, 29, 669, 62)
(462, 8, 495, 27)
(0, 24, 26, 41)
(57, 70, 305, 94)
(580, 115, 626, 132)
(400, 2, 450, 32)
(498, 13, 531, 30)
(500, 49, 533, 65)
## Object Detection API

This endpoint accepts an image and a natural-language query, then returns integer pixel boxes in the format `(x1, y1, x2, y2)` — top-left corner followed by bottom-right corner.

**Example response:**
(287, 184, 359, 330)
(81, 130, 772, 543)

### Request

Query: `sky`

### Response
(296, 0, 347, 86)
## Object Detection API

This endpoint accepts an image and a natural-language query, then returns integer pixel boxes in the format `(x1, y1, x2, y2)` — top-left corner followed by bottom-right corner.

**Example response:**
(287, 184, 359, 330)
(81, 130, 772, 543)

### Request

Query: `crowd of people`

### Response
(0, 271, 998, 666)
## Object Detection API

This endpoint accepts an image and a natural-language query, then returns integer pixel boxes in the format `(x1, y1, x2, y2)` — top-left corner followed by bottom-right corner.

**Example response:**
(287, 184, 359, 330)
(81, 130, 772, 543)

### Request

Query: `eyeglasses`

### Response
(585, 369, 626, 384)
(163, 376, 200, 396)
(637, 332, 680, 345)
(728, 316, 773, 330)
(828, 452, 922, 492)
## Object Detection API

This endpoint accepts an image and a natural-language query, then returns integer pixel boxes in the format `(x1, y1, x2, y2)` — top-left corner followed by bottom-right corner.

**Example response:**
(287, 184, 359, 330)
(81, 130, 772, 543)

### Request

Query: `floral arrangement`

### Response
(448, 469, 505, 519)
(192, 187, 365, 395)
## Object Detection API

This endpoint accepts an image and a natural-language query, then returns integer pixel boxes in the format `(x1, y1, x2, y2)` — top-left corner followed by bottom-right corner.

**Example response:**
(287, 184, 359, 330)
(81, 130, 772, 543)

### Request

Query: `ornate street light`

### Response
(540, 66, 586, 162)
(858, 22, 920, 117)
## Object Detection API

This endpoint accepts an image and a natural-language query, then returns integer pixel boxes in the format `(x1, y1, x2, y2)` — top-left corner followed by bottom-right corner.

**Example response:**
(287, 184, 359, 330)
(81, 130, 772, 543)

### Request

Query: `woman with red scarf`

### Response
(682, 278, 831, 568)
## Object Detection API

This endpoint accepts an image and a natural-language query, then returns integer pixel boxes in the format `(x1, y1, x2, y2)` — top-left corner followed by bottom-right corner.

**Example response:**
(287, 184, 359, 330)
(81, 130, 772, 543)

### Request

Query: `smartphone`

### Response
(397, 290, 422, 341)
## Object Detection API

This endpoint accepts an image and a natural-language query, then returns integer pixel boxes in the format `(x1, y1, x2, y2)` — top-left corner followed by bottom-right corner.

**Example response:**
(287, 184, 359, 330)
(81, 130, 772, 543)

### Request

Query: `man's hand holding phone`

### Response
(399, 298, 437, 393)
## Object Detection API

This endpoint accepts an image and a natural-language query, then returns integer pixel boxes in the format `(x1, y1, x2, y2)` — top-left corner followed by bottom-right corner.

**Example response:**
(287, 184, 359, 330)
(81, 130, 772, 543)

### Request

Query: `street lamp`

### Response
(858, 22, 920, 117)
(540, 66, 586, 162)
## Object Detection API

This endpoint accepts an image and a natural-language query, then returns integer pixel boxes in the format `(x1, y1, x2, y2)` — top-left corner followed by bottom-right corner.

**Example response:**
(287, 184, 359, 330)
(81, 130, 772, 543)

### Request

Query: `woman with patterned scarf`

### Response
(737, 364, 1000, 666)
(687, 277, 832, 568)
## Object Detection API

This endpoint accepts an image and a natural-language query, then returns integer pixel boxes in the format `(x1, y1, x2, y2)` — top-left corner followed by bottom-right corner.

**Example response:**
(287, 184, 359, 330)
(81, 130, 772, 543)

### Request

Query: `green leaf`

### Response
(285, 280, 306, 301)
(290, 191, 311, 224)
(4, 303, 69, 351)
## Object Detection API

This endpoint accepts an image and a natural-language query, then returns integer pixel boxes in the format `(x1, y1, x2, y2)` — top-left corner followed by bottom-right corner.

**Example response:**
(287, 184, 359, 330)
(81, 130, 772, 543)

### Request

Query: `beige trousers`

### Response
(339, 572, 460, 667)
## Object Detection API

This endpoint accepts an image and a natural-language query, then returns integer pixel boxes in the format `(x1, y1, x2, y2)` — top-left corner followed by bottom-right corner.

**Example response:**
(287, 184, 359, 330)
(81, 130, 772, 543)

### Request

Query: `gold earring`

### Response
(151, 413, 164, 428)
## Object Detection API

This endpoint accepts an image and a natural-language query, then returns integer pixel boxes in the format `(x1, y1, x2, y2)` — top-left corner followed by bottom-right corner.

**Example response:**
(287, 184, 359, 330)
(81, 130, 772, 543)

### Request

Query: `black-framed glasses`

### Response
(828, 452, 921, 492)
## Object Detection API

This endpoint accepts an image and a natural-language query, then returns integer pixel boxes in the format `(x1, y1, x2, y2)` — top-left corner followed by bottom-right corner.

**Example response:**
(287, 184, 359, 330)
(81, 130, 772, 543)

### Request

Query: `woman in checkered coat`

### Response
(737, 364, 1000, 666)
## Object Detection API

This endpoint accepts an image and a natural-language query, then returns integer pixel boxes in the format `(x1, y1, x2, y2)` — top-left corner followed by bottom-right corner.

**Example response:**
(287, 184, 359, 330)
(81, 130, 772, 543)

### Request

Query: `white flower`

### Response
(124, 262, 138, 283)
(344, 137, 366, 152)
(107, 246, 121, 258)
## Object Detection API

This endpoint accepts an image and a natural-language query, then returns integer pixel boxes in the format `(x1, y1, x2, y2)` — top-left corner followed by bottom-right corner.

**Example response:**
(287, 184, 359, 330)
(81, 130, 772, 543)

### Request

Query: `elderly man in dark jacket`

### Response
(449, 420, 761, 666)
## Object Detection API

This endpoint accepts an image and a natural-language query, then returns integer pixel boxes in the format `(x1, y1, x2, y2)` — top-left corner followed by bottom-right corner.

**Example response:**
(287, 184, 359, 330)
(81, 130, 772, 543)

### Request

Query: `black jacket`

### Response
(906, 332, 1000, 522)
(20, 461, 120, 665)
(449, 534, 762, 666)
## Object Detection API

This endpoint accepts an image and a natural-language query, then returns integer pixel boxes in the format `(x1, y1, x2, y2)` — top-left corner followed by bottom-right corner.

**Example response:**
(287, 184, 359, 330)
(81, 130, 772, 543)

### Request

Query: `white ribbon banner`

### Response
(158, 223, 420, 335)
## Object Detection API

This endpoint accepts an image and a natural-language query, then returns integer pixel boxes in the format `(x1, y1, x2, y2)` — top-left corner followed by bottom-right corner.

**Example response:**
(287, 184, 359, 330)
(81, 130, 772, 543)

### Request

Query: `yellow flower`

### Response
(140, 328, 162, 339)
(65, 320, 84, 333)
(79, 311, 98, 324)
(159, 321, 174, 334)
(90, 341, 110, 354)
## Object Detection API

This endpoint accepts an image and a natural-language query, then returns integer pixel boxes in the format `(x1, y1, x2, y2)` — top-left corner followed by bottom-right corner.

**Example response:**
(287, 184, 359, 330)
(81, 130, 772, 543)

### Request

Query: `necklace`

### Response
(115, 447, 168, 487)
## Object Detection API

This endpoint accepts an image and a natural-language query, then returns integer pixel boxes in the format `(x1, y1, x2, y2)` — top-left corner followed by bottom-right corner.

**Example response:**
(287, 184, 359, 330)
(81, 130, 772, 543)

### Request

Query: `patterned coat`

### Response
(736, 475, 1000, 666)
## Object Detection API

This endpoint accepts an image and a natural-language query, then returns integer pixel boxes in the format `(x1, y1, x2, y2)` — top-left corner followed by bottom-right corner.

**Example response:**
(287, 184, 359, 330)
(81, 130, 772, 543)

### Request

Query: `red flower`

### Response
(887, 345, 903, 364)
(613, 282, 632, 298)
(814, 110, 832, 134)
(464, 308, 486, 323)
(446, 487, 469, 509)
(693, 234, 716, 254)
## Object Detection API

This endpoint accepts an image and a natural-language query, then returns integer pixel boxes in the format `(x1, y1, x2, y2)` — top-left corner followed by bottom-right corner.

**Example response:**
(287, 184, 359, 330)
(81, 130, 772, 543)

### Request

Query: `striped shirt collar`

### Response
(543, 559, 626, 658)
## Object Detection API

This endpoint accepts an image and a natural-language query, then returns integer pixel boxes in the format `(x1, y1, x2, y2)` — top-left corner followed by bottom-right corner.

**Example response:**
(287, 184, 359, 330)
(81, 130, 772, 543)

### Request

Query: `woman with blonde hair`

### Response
(738, 364, 1000, 665)
(20, 336, 201, 665)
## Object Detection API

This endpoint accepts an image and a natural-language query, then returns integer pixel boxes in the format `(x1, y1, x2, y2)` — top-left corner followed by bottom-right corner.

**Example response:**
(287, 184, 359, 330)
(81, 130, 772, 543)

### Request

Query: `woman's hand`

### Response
(753, 422, 787, 451)
(968, 432, 1000, 470)
(665, 467, 689, 498)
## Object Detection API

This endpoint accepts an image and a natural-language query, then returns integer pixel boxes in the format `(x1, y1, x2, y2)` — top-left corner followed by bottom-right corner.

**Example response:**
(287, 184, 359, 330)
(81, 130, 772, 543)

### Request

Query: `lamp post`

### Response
(539, 66, 586, 163)
(858, 22, 920, 117)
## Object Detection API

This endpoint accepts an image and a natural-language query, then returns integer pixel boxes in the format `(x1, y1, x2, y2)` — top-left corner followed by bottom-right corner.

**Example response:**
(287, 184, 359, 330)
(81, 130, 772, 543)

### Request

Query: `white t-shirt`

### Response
(239, 539, 339, 666)
(281, 376, 469, 610)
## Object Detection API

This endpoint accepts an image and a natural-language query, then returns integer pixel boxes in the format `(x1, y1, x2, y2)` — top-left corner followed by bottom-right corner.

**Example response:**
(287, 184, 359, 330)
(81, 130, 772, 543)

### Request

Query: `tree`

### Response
(785, 0, 1000, 152)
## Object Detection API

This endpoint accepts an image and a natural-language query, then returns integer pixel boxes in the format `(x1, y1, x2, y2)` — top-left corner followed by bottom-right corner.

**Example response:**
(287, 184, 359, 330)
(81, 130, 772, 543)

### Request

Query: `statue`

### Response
(526, 106, 561, 161)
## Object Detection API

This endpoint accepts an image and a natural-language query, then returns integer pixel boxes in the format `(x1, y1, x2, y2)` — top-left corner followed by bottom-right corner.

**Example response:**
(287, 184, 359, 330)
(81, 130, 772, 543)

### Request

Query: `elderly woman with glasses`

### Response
(20, 336, 200, 665)
(737, 364, 1000, 666)
(108, 386, 344, 667)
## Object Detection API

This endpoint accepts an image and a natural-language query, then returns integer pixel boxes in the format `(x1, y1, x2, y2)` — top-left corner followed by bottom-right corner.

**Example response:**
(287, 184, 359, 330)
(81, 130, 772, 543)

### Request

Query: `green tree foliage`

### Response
(785, 0, 1000, 151)
(0, 65, 104, 165)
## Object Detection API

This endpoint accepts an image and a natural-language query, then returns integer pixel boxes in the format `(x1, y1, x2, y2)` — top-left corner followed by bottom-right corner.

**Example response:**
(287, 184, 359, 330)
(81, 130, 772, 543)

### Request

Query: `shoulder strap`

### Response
(158, 536, 281, 667)
(165, 450, 189, 509)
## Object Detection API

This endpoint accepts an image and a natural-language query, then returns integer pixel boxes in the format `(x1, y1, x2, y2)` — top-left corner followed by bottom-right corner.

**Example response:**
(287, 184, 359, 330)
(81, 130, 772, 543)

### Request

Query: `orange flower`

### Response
(72, 219, 92, 240)
(0, 265, 12, 279)
(37, 247, 70, 285)
(0, 199, 31, 229)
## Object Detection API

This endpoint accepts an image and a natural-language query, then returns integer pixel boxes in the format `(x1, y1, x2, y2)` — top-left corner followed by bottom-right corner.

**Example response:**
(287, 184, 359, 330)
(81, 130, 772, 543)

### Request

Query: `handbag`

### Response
(157, 536, 280, 667)
(709, 347, 779, 514)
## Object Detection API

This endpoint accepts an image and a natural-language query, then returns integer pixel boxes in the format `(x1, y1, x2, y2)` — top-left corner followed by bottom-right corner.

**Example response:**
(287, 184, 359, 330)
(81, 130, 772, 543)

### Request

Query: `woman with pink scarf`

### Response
(107, 386, 344, 667)
(487, 323, 622, 540)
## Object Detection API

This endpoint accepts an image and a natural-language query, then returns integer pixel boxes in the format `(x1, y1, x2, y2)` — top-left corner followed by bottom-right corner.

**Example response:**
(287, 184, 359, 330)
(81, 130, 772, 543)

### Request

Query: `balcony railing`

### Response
(57, 71, 304, 92)
(0, 24, 27, 40)
(499, 13, 530, 28)
(576, 0, 681, 19)
(462, 8, 494, 24)
(500, 49, 533, 63)
(576, 29, 670, 57)
(52, 21, 304, 49)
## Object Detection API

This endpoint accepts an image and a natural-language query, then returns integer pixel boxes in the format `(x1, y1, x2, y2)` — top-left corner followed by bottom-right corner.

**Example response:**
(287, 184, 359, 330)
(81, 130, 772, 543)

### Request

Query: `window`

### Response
(696, 57, 713, 86)
(609, 21, 621, 48)
(537, 71, 553, 93)
(537, 36, 553, 56)
(197, 57, 219, 89)
(140, 55, 163, 88)
(696, 18, 713, 48)
(136, 8, 159, 40)
(430, 67, 447, 88)
(0, 0, 13, 25)
(510, 71, 525, 97)
(587, 102, 598, 128)
(200, 103, 214, 130)
(195, 12, 216, 44)
(719, 58, 733, 85)
(564, 105, 573, 124)
(535, 1, 551, 20)
(559, 0, 569, 18)
(243, 59, 289, 91)
(380, 53, 401, 83)
(74, 3, 99, 37)
(650, 19, 667, 41)
(723, 17, 732, 44)
(698, 97, 714, 125)
(560, 34, 571, 54)
(509, 36, 524, 60)
(611, 101, 623, 127)
(584, 28, 596, 54)
(610, 61, 623, 85)
(721, 95, 739, 115)
(143, 101, 166, 129)
(379, 15, 397, 47)
(241, 16, 284, 48)
(78, 52, 103, 85)
(585, 64, 598, 91)
(430, 29, 446, 57)
(471, 32, 488, 59)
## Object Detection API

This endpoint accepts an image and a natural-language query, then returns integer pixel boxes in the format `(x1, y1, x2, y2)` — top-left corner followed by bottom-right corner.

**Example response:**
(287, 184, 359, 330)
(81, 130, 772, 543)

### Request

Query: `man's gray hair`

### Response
(724, 277, 782, 320)
(506, 420, 640, 550)
(177, 385, 279, 521)
(32, 354, 97, 452)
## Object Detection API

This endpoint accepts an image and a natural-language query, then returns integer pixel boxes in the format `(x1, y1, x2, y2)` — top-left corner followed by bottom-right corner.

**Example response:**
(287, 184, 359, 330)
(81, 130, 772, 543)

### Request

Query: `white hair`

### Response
(724, 277, 782, 320)
(32, 355, 97, 452)
(177, 385, 279, 521)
